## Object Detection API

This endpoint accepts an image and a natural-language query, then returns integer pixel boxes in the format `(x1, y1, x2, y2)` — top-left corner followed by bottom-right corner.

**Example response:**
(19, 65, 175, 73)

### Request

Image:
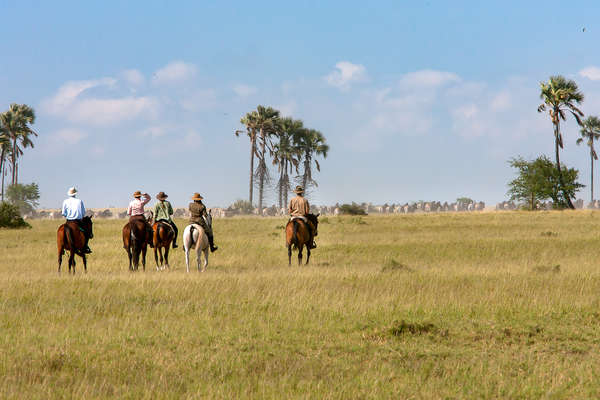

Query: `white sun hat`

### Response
(68, 187, 78, 196)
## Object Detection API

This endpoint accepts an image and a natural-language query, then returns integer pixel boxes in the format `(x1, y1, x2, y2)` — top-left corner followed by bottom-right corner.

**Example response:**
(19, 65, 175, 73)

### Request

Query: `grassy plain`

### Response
(2, 211, 600, 399)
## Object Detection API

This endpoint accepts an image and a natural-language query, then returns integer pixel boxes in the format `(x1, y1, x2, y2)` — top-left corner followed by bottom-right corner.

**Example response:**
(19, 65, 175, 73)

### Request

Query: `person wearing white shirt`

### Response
(61, 187, 91, 253)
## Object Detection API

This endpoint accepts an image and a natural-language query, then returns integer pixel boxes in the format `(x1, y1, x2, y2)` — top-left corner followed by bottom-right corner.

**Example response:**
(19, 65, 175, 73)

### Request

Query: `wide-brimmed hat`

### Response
(67, 187, 78, 196)
(156, 191, 168, 200)
(133, 190, 142, 198)
(293, 186, 304, 194)
(191, 192, 204, 201)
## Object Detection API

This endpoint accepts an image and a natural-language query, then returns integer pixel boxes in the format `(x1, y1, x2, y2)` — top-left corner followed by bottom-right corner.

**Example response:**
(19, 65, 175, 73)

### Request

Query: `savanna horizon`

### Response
(2, 212, 600, 398)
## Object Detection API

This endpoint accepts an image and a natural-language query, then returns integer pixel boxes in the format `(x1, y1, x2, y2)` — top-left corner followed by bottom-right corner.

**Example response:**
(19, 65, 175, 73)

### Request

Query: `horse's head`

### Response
(306, 213, 319, 236)
(81, 215, 94, 239)
(145, 210, 154, 224)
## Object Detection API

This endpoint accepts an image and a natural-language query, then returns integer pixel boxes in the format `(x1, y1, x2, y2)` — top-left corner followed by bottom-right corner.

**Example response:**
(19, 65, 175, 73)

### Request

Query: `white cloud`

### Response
(42, 78, 116, 113)
(579, 66, 600, 81)
(490, 91, 511, 111)
(121, 69, 145, 86)
(54, 128, 88, 145)
(233, 84, 257, 98)
(66, 96, 158, 125)
(152, 61, 197, 85)
(399, 70, 460, 87)
(325, 61, 368, 90)
(179, 89, 217, 111)
(274, 101, 297, 117)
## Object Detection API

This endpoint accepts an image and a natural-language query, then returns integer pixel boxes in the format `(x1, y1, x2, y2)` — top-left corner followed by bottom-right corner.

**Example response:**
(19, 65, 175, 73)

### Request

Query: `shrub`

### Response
(0, 202, 31, 228)
(229, 199, 254, 214)
(338, 203, 367, 215)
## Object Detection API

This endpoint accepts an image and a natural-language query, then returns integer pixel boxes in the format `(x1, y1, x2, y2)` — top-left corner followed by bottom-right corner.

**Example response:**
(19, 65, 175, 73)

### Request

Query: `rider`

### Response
(61, 187, 92, 253)
(127, 190, 154, 248)
(189, 192, 218, 252)
(288, 185, 316, 249)
(153, 191, 178, 249)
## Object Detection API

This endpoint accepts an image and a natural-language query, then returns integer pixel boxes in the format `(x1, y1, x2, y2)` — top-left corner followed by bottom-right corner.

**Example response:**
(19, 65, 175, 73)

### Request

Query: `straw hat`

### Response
(67, 187, 78, 196)
(293, 186, 304, 194)
(156, 191, 168, 200)
(191, 192, 204, 201)
(133, 190, 142, 198)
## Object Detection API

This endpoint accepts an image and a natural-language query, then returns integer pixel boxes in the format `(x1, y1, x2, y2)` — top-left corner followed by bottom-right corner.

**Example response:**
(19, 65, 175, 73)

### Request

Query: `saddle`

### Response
(157, 220, 175, 235)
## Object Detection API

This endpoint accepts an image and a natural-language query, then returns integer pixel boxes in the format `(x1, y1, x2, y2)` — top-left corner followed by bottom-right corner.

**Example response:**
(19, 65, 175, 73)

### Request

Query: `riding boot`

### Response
(83, 238, 92, 254)
(170, 221, 178, 248)
(208, 233, 218, 252)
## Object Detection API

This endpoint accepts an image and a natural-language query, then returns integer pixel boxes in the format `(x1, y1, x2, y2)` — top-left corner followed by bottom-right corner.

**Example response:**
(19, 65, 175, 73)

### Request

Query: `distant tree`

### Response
(456, 197, 474, 205)
(0, 129, 11, 201)
(507, 155, 584, 210)
(229, 199, 254, 214)
(294, 128, 329, 194)
(273, 117, 302, 208)
(538, 76, 584, 209)
(6, 182, 40, 215)
(0, 201, 30, 228)
(576, 116, 600, 202)
(0, 104, 37, 185)
(339, 203, 367, 215)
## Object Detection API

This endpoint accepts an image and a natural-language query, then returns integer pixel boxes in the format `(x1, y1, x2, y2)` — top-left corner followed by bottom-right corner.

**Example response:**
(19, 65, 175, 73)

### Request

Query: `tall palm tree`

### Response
(0, 128, 11, 201)
(577, 116, 600, 203)
(0, 104, 37, 185)
(236, 113, 259, 206)
(538, 76, 584, 209)
(295, 128, 329, 194)
(273, 117, 303, 208)
(250, 106, 280, 212)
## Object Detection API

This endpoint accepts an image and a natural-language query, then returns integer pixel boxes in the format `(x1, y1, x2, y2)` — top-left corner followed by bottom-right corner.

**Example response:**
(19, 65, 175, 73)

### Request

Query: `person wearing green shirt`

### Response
(153, 191, 178, 248)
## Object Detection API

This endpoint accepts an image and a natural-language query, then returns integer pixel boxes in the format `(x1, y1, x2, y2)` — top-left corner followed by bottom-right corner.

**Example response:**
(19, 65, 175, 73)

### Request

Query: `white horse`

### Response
(183, 210, 212, 272)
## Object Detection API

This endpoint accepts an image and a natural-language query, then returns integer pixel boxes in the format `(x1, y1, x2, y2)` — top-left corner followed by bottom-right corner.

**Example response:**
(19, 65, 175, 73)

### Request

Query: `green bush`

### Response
(0, 202, 31, 228)
(229, 199, 254, 214)
(338, 203, 367, 215)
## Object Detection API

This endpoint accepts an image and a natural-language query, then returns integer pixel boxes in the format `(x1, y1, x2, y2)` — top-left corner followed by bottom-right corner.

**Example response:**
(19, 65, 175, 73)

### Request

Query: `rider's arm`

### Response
(80, 200, 86, 219)
(141, 194, 151, 206)
(61, 200, 67, 217)
(168, 202, 173, 216)
(127, 202, 132, 216)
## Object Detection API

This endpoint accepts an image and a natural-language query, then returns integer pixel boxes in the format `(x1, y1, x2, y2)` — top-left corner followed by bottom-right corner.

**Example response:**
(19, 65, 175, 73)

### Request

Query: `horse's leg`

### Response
(202, 247, 209, 272)
(82, 254, 87, 273)
(288, 245, 292, 266)
(69, 251, 75, 274)
(127, 246, 133, 271)
(306, 247, 311, 265)
(185, 247, 190, 273)
(164, 246, 170, 270)
(58, 246, 63, 273)
(298, 244, 303, 266)
(154, 246, 159, 271)
(142, 244, 147, 271)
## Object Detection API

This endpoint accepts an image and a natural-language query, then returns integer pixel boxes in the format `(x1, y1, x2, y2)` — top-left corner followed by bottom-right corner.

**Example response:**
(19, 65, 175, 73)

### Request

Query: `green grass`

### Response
(2, 212, 600, 398)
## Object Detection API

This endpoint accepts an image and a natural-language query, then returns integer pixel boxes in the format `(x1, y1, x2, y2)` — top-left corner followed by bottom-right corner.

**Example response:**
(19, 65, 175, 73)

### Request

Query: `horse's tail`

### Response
(291, 220, 299, 249)
(64, 224, 74, 251)
(189, 225, 196, 247)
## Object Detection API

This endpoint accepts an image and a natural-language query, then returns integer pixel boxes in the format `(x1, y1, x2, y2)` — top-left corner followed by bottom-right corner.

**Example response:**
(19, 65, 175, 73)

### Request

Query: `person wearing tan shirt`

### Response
(288, 186, 316, 249)
(189, 192, 218, 252)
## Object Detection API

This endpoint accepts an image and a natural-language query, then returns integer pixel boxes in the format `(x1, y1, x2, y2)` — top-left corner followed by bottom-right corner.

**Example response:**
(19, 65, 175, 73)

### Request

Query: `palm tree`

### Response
(0, 128, 10, 201)
(295, 128, 329, 194)
(0, 104, 37, 185)
(538, 76, 584, 209)
(273, 118, 303, 208)
(577, 116, 600, 203)
(236, 114, 259, 206)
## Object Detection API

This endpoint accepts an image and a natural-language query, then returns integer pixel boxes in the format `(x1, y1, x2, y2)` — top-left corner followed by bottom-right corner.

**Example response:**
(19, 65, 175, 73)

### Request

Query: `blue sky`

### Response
(2, 1, 600, 208)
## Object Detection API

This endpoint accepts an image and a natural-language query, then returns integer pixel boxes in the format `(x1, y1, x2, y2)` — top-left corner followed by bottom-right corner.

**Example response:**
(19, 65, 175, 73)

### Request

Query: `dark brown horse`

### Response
(57, 216, 94, 274)
(152, 220, 174, 271)
(123, 213, 153, 271)
(285, 213, 319, 265)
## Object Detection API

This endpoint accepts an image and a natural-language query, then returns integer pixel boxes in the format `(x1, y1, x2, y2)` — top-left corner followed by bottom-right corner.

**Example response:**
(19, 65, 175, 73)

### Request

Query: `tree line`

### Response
(235, 105, 329, 212)
(509, 75, 600, 209)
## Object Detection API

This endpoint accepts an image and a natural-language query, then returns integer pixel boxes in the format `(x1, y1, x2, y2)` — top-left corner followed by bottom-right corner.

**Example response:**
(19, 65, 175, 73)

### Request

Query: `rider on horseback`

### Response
(289, 186, 316, 249)
(189, 192, 218, 252)
(153, 191, 178, 249)
(127, 191, 154, 248)
(61, 187, 92, 254)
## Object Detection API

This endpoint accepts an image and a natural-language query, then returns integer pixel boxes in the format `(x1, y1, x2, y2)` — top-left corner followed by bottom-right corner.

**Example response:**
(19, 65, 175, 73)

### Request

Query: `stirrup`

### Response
(84, 247, 92, 254)
(172, 243, 178, 248)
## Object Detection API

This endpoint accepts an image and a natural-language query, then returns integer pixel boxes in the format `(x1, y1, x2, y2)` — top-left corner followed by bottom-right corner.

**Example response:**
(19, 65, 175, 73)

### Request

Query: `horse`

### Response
(57, 216, 94, 274)
(183, 210, 213, 272)
(123, 212, 153, 271)
(152, 220, 175, 271)
(285, 213, 319, 265)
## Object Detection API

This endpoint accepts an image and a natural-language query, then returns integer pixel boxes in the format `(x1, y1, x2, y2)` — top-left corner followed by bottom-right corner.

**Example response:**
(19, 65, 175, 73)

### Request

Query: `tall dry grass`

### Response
(1, 212, 600, 398)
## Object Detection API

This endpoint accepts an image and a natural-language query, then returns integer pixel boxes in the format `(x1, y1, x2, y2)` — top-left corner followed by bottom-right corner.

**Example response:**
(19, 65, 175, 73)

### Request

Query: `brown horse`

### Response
(123, 213, 153, 271)
(152, 220, 174, 271)
(57, 216, 94, 274)
(285, 213, 319, 265)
